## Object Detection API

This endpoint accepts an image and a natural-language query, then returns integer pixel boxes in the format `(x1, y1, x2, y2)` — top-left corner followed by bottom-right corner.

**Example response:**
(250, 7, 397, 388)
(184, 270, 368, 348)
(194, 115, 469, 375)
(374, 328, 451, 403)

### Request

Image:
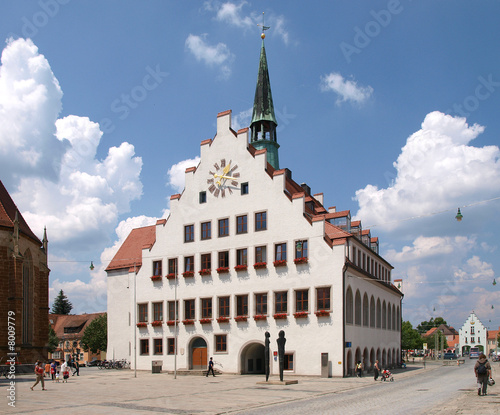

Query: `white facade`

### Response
(458, 312, 487, 355)
(106, 110, 402, 377)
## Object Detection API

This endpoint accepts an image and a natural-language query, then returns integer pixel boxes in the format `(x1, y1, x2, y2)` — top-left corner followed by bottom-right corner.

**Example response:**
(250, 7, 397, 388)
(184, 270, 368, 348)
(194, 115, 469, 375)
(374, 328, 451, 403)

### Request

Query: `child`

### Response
(63, 369, 69, 383)
(55, 371, 60, 383)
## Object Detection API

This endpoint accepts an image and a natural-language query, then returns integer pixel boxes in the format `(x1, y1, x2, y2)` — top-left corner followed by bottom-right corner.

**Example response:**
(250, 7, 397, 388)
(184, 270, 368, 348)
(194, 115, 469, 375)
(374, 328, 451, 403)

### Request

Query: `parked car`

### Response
(87, 359, 102, 367)
(443, 352, 457, 360)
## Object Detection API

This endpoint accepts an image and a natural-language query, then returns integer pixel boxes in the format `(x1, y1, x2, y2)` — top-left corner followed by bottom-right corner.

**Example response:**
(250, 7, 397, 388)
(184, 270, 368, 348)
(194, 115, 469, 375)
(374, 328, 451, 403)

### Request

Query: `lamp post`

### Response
(134, 262, 137, 378)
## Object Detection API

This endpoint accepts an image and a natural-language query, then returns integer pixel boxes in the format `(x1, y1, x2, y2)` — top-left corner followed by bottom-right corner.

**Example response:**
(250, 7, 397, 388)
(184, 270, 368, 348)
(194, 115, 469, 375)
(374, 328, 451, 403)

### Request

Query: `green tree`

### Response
(51, 289, 73, 314)
(423, 330, 448, 350)
(416, 317, 448, 334)
(47, 324, 59, 353)
(402, 321, 424, 350)
(81, 314, 107, 354)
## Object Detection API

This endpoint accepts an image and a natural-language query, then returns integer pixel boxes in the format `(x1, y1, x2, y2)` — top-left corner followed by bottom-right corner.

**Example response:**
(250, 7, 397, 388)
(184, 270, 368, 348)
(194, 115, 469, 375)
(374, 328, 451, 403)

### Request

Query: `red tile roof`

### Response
(49, 312, 105, 339)
(105, 225, 156, 272)
(0, 180, 41, 244)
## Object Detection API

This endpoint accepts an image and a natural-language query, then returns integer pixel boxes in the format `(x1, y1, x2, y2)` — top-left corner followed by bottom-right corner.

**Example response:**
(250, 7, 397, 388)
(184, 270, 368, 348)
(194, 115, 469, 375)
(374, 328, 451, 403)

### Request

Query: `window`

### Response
(199, 191, 206, 204)
(167, 338, 176, 355)
(295, 240, 308, 259)
(284, 354, 294, 370)
(184, 299, 195, 320)
(168, 258, 177, 276)
(201, 253, 211, 270)
(275, 291, 287, 314)
(218, 296, 230, 317)
(354, 290, 361, 325)
(236, 215, 247, 234)
(215, 334, 227, 352)
(201, 221, 211, 240)
(345, 288, 353, 324)
(236, 248, 247, 266)
(153, 302, 163, 321)
(168, 301, 178, 321)
(153, 260, 162, 276)
(316, 287, 331, 311)
(471, 327, 475, 335)
(154, 338, 163, 355)
(184, 256, 194, 272)
(218, 251, 229, 268)
(255, 293, 267, 315)
(255, 246, 267, 263)
(218, 218, 229, 237)
(138, 304, 148, 323)
(255, 211, 267, 231)
(295, 289, 308, 312)
(275, 243, 287, 261)
(140, 339, 149, 355)
(241, 182, 249, 195)
(201, 298, 212, 319)
(236, 295, 248, 316)
(184, 224, 194, 242)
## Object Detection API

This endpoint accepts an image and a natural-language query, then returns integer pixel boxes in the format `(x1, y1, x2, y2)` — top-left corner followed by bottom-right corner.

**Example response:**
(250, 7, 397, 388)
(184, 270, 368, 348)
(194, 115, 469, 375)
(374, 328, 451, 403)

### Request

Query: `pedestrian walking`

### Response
(50, 360, 57, 380)
(72, 360, 80, 376)
(206, 357, 215, 377)
(30, 361, 46, 391)
(374, 359, 380, 381)
(356, 361, 363, 378)
(44, 362, 50, 378)
(474, 353, 492, 396)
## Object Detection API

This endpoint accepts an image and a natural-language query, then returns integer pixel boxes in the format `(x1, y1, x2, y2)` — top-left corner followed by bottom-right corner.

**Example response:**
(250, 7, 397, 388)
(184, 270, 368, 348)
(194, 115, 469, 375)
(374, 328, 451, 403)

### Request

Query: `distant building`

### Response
(486, 328, 499, 356)
(424, 324, 459, 352)
(458, 312, 487, 355)
(0, 180, 49, 364)
(49, 313, 106, 364)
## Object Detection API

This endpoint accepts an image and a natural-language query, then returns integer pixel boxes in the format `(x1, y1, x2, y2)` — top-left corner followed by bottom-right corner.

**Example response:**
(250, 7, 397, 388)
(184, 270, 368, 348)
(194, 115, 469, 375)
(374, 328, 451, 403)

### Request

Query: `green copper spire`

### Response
(250, 34, 280, 170)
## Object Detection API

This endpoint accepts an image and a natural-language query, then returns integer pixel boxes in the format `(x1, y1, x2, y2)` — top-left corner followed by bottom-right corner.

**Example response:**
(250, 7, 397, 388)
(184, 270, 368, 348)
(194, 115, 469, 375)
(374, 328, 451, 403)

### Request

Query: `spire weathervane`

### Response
(257, 12, 270, 39)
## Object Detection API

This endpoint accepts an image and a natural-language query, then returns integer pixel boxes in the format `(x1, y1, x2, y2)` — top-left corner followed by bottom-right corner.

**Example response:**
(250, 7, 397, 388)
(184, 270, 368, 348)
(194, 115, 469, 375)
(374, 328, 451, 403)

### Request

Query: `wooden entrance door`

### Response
(192, 347, 207, 369)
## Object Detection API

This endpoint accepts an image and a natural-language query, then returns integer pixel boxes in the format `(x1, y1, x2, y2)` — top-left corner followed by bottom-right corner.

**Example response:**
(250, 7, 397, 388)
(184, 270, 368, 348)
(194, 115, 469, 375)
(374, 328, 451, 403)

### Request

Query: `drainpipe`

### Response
(342, 240, 349, 377)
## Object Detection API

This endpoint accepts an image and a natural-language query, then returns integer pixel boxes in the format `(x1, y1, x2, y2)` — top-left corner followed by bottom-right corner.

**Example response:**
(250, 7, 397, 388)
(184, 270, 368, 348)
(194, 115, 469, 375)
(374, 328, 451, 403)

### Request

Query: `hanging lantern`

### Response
(455, 208, 463, 222)
(493, 279, 497, 286)
(90, 261, 95, 271)
(296, 241, 303, 252)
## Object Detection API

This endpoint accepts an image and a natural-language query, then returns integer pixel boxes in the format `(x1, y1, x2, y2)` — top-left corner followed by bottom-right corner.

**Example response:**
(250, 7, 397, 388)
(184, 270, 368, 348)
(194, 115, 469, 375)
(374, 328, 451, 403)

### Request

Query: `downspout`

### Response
(342, 239, 349, 377)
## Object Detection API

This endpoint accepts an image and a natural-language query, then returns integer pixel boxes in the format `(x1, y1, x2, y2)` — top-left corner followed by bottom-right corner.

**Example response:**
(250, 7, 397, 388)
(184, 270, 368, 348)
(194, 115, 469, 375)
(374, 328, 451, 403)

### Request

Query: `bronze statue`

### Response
(265, 331, 270, 381)
(277, 330, 286, 381)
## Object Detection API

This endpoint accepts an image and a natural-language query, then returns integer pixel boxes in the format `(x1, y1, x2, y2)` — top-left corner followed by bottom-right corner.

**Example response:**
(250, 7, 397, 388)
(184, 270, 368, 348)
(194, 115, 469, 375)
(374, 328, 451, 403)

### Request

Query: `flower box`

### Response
(182, 319, 195, 325)
(234, 316, 248, 322)
(199, 269, 211, 276)
(136, 322, 147, 328)
(315, 310, 331, 317)
(217, 317, 230, 323)
(216, 267, 229, 274)
(182, 271, 194, 278)
(234, 264, 248, 272)
(166, 273, 177, 280)
(253, 262, 267, 269)
(200, 318, 212, 324)
(166, 320, 178, 326)
(151, 275, 162, 281)
(294, 257, 308, 265)
(151, 320, 163, 327)
(293, 312, 308, 319)
(273, 260, 287, 267)
(253, 315, 267, 321)
(273, 313, 287, 320)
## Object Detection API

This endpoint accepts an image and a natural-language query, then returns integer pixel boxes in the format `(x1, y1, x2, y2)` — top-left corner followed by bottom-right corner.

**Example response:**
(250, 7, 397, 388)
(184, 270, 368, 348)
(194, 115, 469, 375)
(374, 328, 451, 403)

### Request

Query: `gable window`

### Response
(168, 258, 177, 276)
(295, 289, 308, 312)
(236, 215, 247, 234)
(316, 287, 331, 311)
(201, 298, 212, 319)
(241, 182, 249, 195)
(153, 260, 162, 276)
(218, 218, 229, 237)
(275, 243, 287, 261)
(199, 191, 207, 204)
(184, 299, 195, 320)
(184, 256, 194, 272)
(218, 296, 230, 317)
(138, 304, 148, 323)
(275, 291, 287, 314)
(184, 224, 194, 242)
(255, 293, 267, 315)
(201, 221, 211, 240)
(236, 248, 247, 266)
(236, 295, 248, 316)
(218, 251, 229, 268)
(255, 246, 267, 263)
(255, 211, 267, 231)
(295, 240, 308, 259)
(201, 253, 211, 270)
(215, 334, 227, 352)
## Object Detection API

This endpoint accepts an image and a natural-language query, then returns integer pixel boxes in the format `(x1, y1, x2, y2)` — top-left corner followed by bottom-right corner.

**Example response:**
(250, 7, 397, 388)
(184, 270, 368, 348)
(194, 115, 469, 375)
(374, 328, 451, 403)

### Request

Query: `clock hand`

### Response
(222, 162, 231, 175)
(214, 174, 238, 181)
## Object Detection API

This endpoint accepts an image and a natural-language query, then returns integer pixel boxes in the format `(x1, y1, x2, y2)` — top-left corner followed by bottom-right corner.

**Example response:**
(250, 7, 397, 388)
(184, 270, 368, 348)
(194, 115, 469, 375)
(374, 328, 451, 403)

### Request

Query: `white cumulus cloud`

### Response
(320, 72, 373, 105)
(185, 34, 233, 79)
(167, 157, 201, 193)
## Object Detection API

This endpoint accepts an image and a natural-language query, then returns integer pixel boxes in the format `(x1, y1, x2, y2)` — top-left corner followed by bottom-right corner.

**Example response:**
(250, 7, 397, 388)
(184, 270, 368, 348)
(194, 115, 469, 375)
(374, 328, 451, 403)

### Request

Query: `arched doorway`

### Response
(190, 337, 207, 370)
(240, 342, 265, 374)
(346, 349, 353, 377)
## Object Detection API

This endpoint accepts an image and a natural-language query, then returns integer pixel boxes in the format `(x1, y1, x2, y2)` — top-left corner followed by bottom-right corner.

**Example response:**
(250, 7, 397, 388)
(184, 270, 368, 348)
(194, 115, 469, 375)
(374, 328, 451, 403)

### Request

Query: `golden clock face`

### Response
(207, 158, 240, 197)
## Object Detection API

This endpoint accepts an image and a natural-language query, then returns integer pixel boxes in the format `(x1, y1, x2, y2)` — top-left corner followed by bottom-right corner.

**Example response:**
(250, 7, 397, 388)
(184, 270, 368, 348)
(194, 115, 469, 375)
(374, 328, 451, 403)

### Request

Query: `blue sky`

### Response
(1, 0, 499, 332)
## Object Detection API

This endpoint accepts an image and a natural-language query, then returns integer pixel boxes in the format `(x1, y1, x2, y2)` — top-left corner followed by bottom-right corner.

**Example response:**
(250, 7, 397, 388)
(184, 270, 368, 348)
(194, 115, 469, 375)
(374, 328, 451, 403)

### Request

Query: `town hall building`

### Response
(106, 34, 403, 377)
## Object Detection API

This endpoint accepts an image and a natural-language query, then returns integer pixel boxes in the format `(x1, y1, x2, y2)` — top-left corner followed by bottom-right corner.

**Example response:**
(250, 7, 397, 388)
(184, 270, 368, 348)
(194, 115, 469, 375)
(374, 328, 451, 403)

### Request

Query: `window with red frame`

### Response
(167, 338, 176, 355)
(184, 224, 194, 242)
(255, 246, 266, 263)
(218, 218, 229, 237)
(255, 211, 267, 231)
(275, 291, 287, 314)
(215, 334, 227, 352)
(255, 293, 267, 315)
(218, 296, 230, 317)
(184, 299, 195, 320)
(275, 243, 287, 261)
(138, 304, 148, 323)
(236, 295, 248, 316)
(153, 260, 162, 276)
(201, 221, 211, 240)
(218, 251, 229, 268)
(316, 287, 331, 311)
(201, 298, 212, 319)
(168, 258, 177, 275)
(140, 339, 149, 355)
(154, 338, 163, 355)
(295, 289, 308, 312)
(201, 253, 211, 270)
(153, 302, 163, 321)
(236, 215, 247, 234)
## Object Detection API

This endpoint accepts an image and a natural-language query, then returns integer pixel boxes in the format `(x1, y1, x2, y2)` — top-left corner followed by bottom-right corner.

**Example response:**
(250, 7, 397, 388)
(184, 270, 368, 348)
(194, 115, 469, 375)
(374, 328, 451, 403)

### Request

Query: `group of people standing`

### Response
(30, 359, 79, 391)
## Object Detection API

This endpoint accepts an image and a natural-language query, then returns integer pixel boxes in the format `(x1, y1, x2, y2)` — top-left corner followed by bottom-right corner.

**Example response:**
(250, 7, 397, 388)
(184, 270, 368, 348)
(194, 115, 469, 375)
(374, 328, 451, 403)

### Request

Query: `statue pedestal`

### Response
(256, 379, 298, 385)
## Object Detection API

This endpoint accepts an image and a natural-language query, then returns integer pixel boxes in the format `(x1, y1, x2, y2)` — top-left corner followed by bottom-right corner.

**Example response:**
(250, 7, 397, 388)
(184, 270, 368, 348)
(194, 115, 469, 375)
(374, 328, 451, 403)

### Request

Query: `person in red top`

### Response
(30, 361, 46, 391)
